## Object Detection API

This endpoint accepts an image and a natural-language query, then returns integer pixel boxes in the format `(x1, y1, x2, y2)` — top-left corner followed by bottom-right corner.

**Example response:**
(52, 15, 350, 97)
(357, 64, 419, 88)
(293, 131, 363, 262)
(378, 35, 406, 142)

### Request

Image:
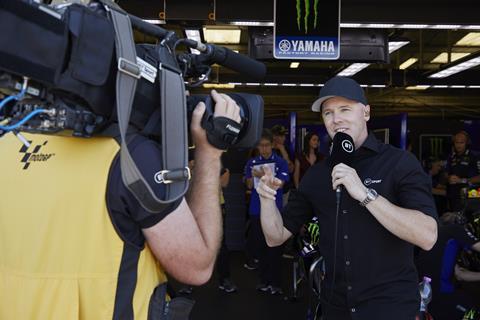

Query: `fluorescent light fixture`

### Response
(290, 62, 300, 68)
(429, 55, 480, 78)
(450, 85, 467, 88)
(430, 52, 470, 64)
(299, 83, 315, 87)
(340, 23, 480, 30)
(468, 85, 480, 88)
(203, 27, 241, 44)
(337, 63, 370, 76)
(263, 83, 279, 86)
(228, 22, 480, 30)
(396, 24, 429, 29)
(282, 83, 297, 86)
(406, 85, 430, 90)
(432, 85, 448, 88)
(340, 23, 363, 28)
(143, 19, 166, 25)
(399, 58, 418, 70)
(228, 82, 242, 86)
(229, 21, 274, 27)
(245, 83, 260, 86)
(203, 83, 235, 89)
(370, 85, 386, 88)
(366, 23, 395, 28)
(389, 41, 409, 53)
(455, 33, 480, 46)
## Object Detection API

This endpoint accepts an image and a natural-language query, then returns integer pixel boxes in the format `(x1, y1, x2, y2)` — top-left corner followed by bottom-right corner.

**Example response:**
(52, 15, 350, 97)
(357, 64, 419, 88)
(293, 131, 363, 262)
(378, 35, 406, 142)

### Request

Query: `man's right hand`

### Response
(256, 165, 282, 201)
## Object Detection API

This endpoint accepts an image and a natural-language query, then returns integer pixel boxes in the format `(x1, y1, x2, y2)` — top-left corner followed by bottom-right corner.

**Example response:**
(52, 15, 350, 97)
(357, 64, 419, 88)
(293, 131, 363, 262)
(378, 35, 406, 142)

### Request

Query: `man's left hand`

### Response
(332, 163, 367, 201)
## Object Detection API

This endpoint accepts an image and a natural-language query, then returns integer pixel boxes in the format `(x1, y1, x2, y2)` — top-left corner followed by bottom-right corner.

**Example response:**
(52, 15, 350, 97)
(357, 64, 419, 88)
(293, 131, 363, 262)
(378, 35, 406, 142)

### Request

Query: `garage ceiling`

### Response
(119, 0, 480, 122)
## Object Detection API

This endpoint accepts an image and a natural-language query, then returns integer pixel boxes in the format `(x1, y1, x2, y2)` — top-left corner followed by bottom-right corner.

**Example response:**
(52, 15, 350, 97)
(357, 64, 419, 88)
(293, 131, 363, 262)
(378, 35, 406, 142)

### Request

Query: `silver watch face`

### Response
(367, 188, 378, 200)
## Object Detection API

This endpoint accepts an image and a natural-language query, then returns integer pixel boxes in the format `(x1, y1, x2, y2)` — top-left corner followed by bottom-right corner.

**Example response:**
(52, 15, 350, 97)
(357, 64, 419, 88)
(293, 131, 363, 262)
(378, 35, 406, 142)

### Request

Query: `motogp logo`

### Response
(341, 140, 354, 153)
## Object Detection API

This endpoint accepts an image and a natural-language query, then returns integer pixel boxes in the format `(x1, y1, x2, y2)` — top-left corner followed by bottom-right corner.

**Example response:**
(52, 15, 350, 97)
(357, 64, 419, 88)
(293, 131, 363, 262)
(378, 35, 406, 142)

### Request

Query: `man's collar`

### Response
(358, 132, 381, 153)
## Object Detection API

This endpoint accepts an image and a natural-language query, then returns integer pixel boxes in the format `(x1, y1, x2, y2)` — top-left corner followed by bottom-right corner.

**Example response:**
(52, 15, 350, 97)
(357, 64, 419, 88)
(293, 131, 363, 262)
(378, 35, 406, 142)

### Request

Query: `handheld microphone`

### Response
(330, 132, 355, 195)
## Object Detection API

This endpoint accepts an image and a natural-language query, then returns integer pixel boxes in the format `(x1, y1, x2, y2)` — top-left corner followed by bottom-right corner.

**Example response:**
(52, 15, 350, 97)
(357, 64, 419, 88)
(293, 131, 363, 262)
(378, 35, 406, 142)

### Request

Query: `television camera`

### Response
(0, 0, 266, 213)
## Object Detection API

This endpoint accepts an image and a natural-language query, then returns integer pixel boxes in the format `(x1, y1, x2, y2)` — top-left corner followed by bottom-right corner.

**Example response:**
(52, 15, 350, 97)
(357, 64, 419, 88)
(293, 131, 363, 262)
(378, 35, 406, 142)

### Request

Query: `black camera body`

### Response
(0, 0, 264, 149)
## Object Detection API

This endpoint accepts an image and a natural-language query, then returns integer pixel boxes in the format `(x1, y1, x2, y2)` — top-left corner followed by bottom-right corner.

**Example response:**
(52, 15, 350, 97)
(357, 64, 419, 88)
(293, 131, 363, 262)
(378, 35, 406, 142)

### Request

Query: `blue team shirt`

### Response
(245, 153, 290, 216)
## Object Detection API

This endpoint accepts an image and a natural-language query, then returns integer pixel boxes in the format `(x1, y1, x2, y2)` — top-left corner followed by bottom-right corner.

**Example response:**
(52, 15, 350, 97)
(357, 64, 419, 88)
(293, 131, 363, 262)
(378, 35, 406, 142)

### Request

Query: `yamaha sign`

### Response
(274, 0, 340, 60)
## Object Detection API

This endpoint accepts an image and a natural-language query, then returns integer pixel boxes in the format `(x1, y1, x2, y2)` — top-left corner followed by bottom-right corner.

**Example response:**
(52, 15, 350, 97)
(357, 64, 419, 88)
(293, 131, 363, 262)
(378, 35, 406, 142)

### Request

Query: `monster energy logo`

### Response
(429, 137, 444, 157)
(296, 0, 320, 34)
(307, 222, 320, 245)
(462, 308, 478, 320)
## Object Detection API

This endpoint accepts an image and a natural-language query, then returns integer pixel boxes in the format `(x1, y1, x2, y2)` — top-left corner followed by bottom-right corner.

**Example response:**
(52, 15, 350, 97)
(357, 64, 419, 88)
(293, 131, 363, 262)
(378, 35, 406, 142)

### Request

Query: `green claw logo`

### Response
(296, 0, 320, 34)
(307, 222, 320, 245)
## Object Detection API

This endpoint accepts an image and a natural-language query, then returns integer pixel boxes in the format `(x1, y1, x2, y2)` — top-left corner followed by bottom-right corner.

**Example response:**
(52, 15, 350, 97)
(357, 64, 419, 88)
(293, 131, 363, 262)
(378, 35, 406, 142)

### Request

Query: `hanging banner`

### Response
(274, 0, 341, 60)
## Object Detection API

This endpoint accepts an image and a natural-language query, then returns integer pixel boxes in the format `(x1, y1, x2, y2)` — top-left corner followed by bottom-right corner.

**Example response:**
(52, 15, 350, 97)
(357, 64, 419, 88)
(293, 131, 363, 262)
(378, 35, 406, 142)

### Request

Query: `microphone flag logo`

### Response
(341, 139, 354, 153)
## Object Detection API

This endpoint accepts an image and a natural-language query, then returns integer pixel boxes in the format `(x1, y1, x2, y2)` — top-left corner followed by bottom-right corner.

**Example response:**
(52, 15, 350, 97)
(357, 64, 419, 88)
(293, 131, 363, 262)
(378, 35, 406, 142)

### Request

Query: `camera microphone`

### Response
(201, 44, 266, 81)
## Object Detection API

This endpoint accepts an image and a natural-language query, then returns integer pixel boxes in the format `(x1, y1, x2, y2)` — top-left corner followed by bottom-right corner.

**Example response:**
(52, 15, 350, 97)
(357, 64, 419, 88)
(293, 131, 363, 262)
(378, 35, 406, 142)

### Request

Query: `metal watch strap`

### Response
(360, 188, 377, 207)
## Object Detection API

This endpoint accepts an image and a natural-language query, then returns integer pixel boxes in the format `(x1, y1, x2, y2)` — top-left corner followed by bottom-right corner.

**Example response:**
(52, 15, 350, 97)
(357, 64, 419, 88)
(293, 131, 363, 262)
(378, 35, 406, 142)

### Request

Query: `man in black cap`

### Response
(256, 77, 438, 319)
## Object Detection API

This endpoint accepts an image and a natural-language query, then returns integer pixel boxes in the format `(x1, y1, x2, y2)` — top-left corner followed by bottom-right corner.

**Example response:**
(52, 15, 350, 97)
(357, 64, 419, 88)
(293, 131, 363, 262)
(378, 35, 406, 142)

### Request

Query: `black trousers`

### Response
(217, 213, 230, 280)
(320, 295, 419, 320)
(217, 235, 230, 280)
(249, 216, 283, 286)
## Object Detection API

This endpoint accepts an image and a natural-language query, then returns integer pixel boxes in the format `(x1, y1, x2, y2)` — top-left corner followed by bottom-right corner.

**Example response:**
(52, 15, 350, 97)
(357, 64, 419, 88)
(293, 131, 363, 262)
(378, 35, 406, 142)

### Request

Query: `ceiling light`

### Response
(289, 62, 300, 68)
(229, 21, 274, 27)
(370, 85, 386, 88)
(399, 58, 418, 70)
(263, 83, 279, 86)
(245, 83, 260, 86)
(337, 63, 370, 76)
(455, 33, 480, 46)
(430, 52, 470, 64)
(203, 27, 241, 44)
(299, 83, 315, 87)
(429, 55, 480, 78)
(340, 23, 362, 28)
(389, 41, 409, 53)
(203, 83, 235, 89)
(339, 23, 480, 30)
(396, 24, 429, 29)
(143, 19, 165, 25)
(365, 23, 395, 28)
(406, 85, 430, 90)
(282, 83, 297, 86)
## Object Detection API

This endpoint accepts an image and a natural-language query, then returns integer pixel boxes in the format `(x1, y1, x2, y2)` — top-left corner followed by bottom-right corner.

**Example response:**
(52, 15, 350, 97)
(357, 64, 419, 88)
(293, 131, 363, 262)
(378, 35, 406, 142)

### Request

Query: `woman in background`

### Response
(294, 132, 324, 188)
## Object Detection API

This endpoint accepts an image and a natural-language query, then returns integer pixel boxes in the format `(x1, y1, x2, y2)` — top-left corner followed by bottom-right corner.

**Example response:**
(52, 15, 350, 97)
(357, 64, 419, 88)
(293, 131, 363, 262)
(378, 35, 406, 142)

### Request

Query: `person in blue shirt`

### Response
(244, 129, 290, 294)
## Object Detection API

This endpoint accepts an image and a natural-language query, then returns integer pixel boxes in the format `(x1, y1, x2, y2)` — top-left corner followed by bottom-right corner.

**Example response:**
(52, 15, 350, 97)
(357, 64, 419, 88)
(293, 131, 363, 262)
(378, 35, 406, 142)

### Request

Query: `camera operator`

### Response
(0, 90, 240, 319)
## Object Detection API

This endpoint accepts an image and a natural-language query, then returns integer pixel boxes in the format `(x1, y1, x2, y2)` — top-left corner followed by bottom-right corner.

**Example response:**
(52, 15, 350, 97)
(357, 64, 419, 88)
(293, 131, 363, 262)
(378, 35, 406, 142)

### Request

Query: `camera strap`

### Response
(106, 4, 189, 213)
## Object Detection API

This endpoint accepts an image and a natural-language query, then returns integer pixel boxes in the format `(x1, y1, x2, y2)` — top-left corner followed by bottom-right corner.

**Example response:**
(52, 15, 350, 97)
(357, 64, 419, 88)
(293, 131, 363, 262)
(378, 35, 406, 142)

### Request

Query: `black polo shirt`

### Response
(283, 133, 438, 319)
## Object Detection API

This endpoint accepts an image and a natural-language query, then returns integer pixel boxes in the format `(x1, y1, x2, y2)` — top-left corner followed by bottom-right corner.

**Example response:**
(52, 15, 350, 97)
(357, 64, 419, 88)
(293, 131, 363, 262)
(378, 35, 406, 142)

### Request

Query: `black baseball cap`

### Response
(311, 77, 368, 112)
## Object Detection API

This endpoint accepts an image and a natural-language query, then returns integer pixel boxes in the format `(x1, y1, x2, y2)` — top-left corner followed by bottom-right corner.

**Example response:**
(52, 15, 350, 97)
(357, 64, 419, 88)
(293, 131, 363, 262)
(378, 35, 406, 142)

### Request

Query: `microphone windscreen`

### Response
(330, 132, 354, 169)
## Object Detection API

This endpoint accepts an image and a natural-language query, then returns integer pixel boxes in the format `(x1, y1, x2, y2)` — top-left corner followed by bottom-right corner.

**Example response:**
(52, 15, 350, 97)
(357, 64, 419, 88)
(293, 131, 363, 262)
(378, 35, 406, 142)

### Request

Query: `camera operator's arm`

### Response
(143, 91, 240, 285)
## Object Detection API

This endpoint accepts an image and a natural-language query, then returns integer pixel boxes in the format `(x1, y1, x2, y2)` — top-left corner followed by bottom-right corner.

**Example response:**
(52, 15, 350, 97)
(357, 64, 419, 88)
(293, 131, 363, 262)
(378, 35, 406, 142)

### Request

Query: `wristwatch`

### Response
(360, 188, 378, 207)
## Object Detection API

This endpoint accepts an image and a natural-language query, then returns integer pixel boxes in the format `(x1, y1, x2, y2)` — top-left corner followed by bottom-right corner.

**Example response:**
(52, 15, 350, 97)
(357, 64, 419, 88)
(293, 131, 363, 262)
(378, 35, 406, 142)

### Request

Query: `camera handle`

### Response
(200, 95, 243, 150)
